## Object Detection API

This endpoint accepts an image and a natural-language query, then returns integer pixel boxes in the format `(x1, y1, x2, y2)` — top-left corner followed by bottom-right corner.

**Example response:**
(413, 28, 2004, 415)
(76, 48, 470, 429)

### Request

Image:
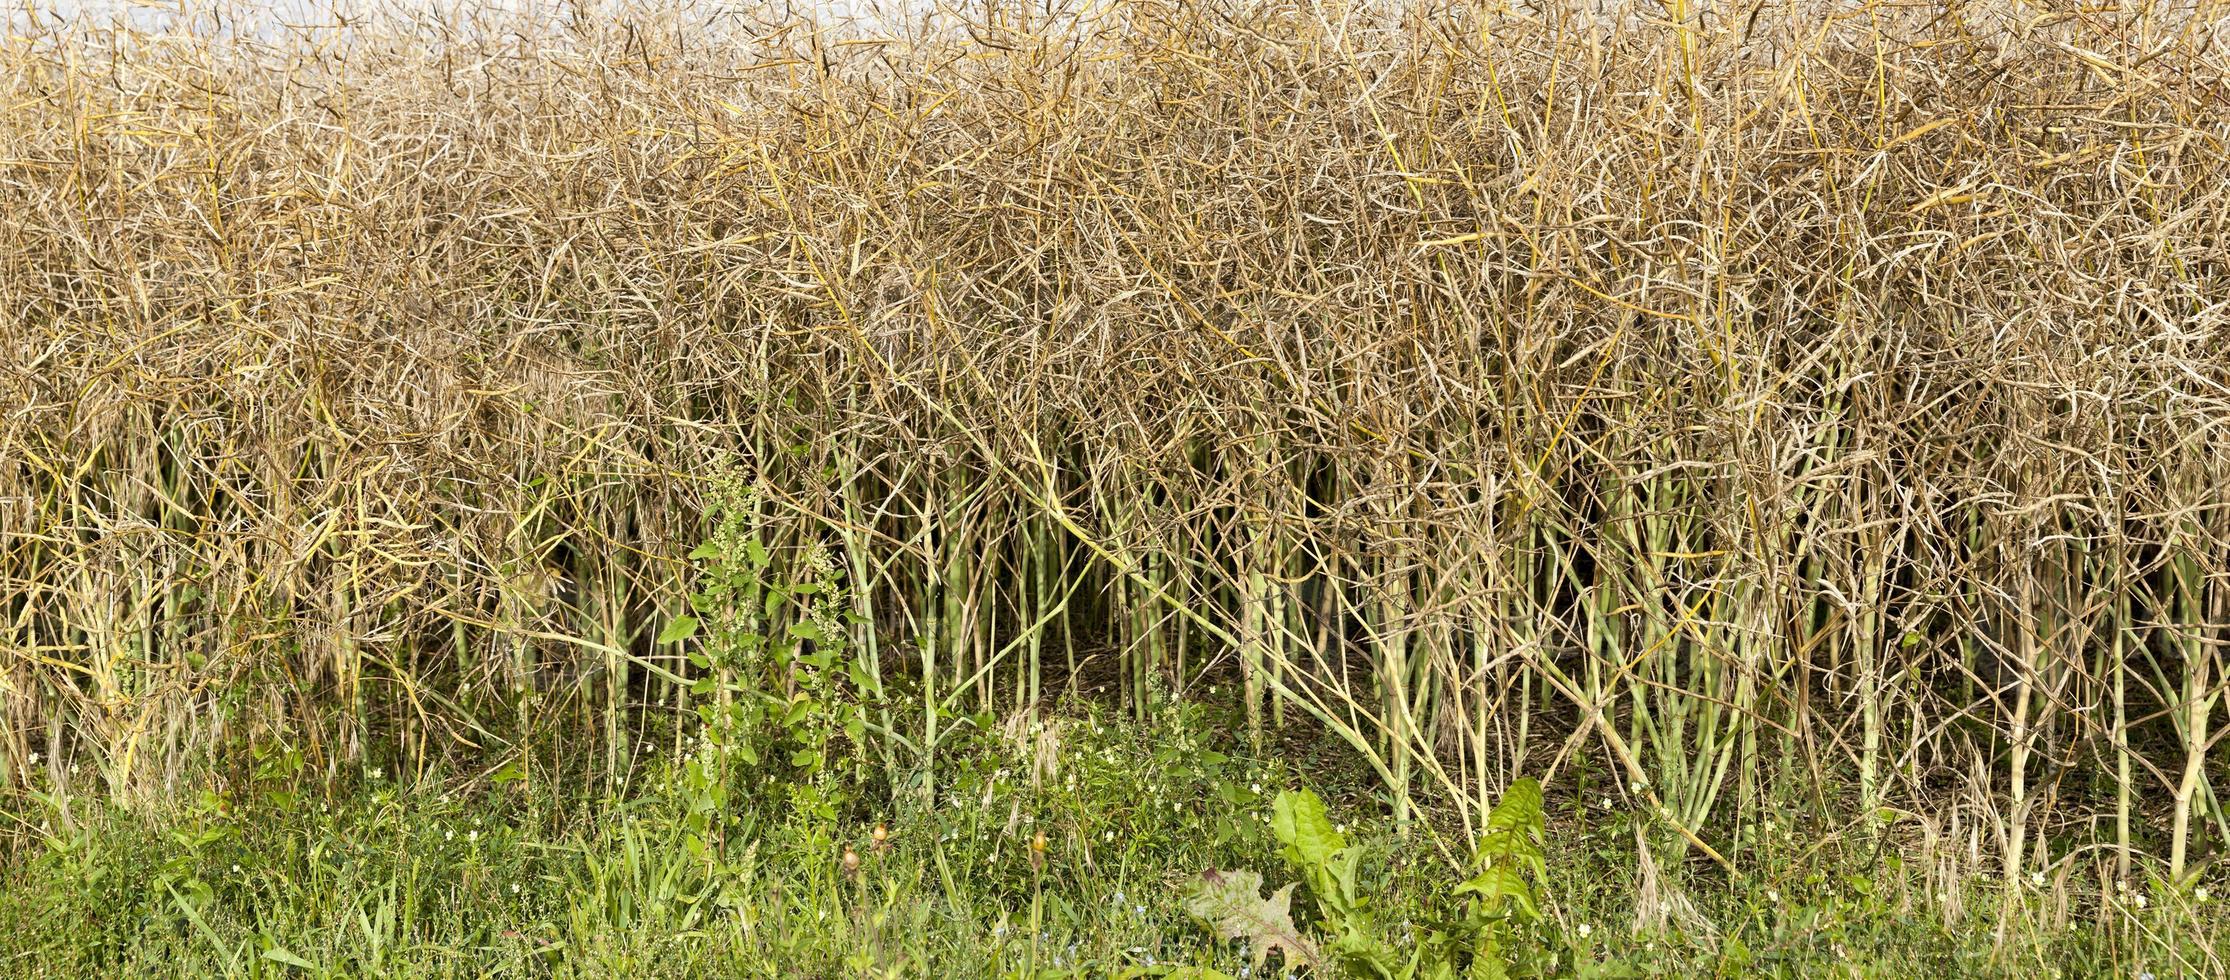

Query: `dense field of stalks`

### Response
(4, 0, 2228, 903)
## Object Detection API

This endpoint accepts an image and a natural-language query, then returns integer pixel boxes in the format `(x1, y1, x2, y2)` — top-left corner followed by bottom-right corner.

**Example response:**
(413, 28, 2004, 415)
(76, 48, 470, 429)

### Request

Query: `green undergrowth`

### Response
(3, 687, 2221, 978)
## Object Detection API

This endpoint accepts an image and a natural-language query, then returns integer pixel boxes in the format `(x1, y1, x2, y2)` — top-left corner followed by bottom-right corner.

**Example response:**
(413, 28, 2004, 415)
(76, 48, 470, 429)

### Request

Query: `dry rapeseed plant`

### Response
(0, 0, 2227, 891)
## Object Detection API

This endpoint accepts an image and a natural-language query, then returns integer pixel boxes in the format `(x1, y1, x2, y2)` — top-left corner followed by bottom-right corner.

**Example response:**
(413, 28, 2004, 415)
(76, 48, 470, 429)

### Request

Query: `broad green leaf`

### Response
(1182, 869, 1322, 971)
(1327, 914, 1406, 971)
(781, 699, 813, 727)
(1483, 778, 1542, 847)
(1273, 788, 1362, 914)
(657, 615, 700, 644)
(1478, 777, 1545, 878)
(1454, 865, 1538, 920)
(1468, 944, 1513, 980)
(1271, 788, 1345, 871)
(1323, 844, 1363, 911)
(845, 660, 880, 695)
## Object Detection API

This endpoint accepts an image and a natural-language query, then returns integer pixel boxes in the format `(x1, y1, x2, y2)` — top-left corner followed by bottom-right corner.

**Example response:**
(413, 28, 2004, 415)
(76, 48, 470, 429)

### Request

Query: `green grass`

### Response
(4, 689, 2219, 978)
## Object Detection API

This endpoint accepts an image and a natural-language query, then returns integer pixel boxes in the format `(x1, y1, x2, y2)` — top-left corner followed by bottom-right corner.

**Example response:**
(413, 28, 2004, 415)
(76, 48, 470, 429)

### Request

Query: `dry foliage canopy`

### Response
(3, 0, 2229, 877)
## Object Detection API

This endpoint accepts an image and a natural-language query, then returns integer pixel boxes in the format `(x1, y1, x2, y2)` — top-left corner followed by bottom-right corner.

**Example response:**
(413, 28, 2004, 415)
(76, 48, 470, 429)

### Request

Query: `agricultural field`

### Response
(2, 0, 2228, 975)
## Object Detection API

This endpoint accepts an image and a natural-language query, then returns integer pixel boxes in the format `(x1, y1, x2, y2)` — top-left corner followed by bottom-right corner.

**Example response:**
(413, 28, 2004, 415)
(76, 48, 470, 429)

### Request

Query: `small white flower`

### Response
(510, 882, 520, 895)
(368, 767, 383, 780)
(2134, 893, 2147, 908)
(231, 864, 241, 874)
(446, 830, 455, 841)
(468, 830, 479, 843)
(2031, 871, 2045, 888)
(2197, 887, 2211, 903)
(26, 752, 38, 765)
(1577, 922, 1593, 938)
(1766, 889, 1780, 904)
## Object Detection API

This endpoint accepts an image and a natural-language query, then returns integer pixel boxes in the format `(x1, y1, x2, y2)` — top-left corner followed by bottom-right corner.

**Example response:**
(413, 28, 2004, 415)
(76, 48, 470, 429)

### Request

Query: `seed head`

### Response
(841, 844, 861, 878)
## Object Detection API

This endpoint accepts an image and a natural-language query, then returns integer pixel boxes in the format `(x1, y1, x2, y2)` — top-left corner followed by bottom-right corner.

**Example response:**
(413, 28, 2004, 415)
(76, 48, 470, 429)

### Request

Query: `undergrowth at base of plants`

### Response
(3, 686, 2219, 979)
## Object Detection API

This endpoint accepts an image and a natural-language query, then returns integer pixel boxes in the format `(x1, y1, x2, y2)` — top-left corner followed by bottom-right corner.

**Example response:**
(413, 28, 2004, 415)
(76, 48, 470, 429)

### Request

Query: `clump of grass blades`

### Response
(2, 0, 2227, 909)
